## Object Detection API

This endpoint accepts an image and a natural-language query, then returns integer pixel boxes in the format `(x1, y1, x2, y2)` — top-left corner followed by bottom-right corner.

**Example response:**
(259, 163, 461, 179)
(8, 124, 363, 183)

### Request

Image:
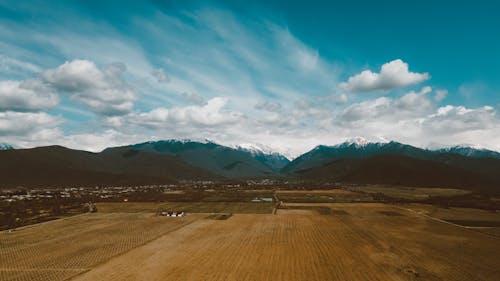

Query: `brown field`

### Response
(0, 213, 204, 281)
(402, 203, 500, 236)
(2, 200, 499, 281)
(348, 185, 471, 200)
(276, 189, 372, 203)
(73, 203, 500, 281)
(276, 189, 357, 195)
(97, 201, 275, 214)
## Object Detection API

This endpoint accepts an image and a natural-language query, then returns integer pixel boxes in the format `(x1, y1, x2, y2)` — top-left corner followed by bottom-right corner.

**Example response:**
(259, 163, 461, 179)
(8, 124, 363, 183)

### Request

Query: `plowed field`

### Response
(0, 213, 203, 281)
(71, 203, 499, 281)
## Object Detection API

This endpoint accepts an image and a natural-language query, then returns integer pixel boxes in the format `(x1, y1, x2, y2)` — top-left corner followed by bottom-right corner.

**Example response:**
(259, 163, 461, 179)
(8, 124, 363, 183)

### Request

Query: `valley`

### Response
(1, 189, 499, 281)
(2, 2, 499, 280)
(1, 140, 500, 280)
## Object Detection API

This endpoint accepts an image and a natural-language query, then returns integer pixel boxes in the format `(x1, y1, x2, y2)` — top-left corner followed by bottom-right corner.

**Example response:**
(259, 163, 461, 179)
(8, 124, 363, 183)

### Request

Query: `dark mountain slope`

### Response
(106, 140, 280, 178)
(283, 141, 500, 182)
(0, 146, 218, 188)
(292, 154, 500, 192)
(282, 141, 430, 174)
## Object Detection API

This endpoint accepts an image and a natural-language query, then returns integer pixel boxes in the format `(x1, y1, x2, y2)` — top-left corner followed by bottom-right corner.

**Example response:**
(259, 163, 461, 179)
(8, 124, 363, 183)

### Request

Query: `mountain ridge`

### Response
(2, 139, 500, 192)
(0, 145, 219, 188)
(104, 140, 287, 178)
(282, 140, 500, 174)
(291, 154, 500, 193)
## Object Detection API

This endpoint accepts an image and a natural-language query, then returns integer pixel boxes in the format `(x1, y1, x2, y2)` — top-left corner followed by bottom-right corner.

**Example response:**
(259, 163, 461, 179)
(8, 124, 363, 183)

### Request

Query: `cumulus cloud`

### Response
(151, 68, 170, 83)
(339, 87, 433, 124)
(42, 60, 136, 115)
(0, 80, 58, 111)
(0, 111, 61, 138)
(424, 105, 497, 134)
(1, 5, 498, 156)
(127, 97, 243, 128)
(332, 87, 500, 153)
(339, 59, 430, 93)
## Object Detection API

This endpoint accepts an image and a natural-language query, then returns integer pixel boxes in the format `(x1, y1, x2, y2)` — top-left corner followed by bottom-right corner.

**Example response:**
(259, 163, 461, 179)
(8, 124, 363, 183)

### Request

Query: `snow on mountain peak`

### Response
(146, 138, 215, 145)
(427, 142, 489, 151)
(344, 137, 370, 146)
(452, 143, 488, 150)
(235, 143, 276, 155)
(335, 136, 389, 148)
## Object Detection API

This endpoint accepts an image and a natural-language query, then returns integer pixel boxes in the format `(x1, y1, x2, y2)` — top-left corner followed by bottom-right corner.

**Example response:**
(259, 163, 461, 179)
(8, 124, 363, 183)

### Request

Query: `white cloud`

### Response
(42, 60, 108, 91)
(332, 88, 500, 153)
(424, 105, 497, 134)
(0, 111, 61, 138)
(128, 97, 243, 128)
(1, 5, 498, 156)
(339, 59, 430, 93)
(339, 87, 434, 124)
(42, 60, 136, 115)
(0, 80, 58, 111)
(54, 130, 139, 152)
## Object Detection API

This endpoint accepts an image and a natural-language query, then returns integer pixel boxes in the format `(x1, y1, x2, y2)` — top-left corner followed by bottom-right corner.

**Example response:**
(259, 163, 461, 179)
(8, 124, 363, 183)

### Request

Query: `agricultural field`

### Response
(275, 188, 373, 203)
(402, 203, 500, 237)
(347, 185, 471, 200)
(1, 191, 499, 281)
(97, 201, 275, 214)
(73, 203, 499, 281)
(0, 212, 204, 281)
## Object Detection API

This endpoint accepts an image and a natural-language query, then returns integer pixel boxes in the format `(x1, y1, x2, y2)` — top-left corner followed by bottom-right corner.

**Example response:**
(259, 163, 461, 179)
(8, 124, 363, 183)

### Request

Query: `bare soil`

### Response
(0, 213, 204, 281)
(72, 203, 499, 281)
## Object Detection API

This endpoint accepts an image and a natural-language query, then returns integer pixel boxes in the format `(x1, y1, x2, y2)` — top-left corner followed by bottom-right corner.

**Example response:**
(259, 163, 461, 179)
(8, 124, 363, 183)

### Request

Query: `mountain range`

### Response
(1, 139, 499, 192)
(282, 140, 500, 173)
(104, 140, 289, 178)
(0, 145, 218, 188)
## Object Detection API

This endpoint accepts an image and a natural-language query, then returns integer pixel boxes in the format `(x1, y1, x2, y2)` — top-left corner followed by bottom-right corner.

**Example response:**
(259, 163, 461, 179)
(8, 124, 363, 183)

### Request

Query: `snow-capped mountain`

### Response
(435, 145, 500, 159)
(282, 138, 500, 174)
(105, 139, 289, 178)
(235, 143, 290, 171)
(235, 143, 276, 155)
(0, 143, 14, 150)
(282, 139, 428, 173)
(336, 136, 389, 148)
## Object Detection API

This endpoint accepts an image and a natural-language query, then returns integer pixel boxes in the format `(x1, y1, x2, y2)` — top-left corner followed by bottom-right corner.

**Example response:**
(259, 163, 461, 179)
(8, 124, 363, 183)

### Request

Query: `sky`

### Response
(0, 0, 499, 158)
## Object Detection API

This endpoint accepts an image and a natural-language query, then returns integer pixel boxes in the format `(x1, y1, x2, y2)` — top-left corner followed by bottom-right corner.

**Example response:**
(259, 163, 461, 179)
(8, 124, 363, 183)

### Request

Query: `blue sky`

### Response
(0, 0, 499, 157)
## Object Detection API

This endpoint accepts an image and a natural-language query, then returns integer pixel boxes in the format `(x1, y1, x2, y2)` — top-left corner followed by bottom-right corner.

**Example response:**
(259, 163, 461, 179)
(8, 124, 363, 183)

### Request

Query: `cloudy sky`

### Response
(0, 0, 499, 158)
